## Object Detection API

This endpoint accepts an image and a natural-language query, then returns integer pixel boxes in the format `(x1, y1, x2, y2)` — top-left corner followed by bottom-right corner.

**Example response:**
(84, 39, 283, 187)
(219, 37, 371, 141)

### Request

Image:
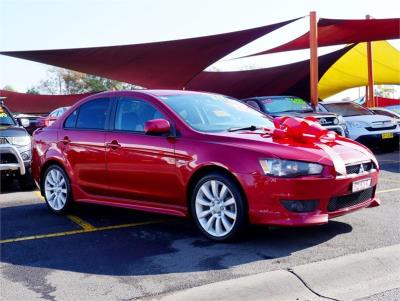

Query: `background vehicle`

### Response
(370, 107, 400, 125)
(13, 113, 42, 135)
(242, 96, 347, 136)
(318, 100, 399, 150)
(33, 90, 379, 241)
(36, 106, 70, 128)
(0, 98, 35, 189)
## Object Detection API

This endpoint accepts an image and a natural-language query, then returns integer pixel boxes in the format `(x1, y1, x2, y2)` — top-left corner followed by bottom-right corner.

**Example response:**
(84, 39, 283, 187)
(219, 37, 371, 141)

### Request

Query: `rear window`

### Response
(76, 98, 110, 130)
(323, 102, 373, 117)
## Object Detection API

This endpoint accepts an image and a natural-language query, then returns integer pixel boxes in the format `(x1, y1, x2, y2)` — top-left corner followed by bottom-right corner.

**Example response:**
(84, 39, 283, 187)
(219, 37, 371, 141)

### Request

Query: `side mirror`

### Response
(144, 119, 171, 135)
(19, 118, 30, 128)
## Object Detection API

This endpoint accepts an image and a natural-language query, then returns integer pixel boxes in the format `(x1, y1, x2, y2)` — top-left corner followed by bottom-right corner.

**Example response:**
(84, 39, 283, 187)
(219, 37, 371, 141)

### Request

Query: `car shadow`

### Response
(374, 150, 400, 173)
(1, 202, 353, 277)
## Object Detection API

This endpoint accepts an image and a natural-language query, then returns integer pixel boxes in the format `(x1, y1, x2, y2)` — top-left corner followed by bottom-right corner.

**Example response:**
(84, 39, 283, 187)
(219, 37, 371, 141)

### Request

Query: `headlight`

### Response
(347, 121, 369, 128)
(337, 115, 345, 124)
(259, 159, 324, 177)
(8, 136, 31, 146)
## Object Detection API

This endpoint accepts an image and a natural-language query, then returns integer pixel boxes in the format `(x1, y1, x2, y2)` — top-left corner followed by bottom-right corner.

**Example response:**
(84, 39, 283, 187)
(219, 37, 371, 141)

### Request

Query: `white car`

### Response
(318, 100, 399, 150)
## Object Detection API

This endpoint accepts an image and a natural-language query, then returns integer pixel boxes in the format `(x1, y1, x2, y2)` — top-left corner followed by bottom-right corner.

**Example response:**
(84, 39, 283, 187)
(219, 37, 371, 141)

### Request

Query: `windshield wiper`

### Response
(228, 125, 259, 132)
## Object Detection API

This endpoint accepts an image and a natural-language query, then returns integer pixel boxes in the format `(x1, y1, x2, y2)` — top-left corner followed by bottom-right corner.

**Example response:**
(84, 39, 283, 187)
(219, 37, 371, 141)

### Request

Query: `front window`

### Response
(114, 98, 165, 132)
(323, 102, 373, 117)
(161, 93, 273, 132)
(259, 97, 313, 114)
(0, 106, 16, 126)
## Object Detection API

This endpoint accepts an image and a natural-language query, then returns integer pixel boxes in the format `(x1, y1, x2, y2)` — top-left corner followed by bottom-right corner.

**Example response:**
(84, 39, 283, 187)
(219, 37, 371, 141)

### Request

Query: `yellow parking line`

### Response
(0, 219, 167, 244)
(376, 188, 400, 194)
(67, 215, 96, 230)
(34, 190, 44, 201)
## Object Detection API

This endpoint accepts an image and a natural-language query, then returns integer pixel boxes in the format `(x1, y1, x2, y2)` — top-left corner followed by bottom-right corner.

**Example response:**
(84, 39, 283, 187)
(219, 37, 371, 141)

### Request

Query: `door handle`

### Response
(106, 140, 121, 150)
(61, 136, 70, 145)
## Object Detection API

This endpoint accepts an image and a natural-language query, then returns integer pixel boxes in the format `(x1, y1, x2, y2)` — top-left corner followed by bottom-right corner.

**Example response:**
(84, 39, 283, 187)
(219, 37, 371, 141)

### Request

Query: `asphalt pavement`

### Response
(1, 150, 399, 300)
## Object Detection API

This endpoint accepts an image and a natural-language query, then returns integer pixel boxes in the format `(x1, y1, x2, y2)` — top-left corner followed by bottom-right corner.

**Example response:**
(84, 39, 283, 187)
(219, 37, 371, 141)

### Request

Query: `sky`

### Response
(0, 0, 399, 99)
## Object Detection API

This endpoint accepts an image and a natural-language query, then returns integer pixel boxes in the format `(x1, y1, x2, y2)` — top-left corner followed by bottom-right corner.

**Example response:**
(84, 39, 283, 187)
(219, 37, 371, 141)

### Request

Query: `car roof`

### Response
(86, 89, 224, 101)
(319, 100, 356, 104)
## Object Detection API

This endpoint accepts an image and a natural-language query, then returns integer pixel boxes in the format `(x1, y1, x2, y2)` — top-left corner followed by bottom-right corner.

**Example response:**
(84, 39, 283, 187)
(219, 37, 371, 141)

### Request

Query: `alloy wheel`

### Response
(44, 168, 68, 211)
(195, 180, 237, 237)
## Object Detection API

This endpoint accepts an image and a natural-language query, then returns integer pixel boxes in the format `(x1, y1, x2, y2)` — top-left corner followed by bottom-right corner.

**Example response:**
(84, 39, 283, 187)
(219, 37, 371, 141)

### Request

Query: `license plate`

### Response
(382, 132, 394, 139)
(352, 178, 371, 193)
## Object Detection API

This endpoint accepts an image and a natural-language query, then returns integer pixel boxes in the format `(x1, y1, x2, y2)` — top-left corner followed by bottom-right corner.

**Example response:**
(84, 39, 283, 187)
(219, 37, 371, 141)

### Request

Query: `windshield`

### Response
(160, 94, 274, 132)
(386, 105, 400, 114)
(0, 107, 16, 126)
(323, 102, 373, 117)
(259, 96, 313, 114)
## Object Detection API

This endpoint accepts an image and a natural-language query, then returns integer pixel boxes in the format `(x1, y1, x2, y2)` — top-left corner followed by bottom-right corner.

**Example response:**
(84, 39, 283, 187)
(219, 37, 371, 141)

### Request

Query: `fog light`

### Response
(21, 151, 31, 161)
(281, 200, 319, 213)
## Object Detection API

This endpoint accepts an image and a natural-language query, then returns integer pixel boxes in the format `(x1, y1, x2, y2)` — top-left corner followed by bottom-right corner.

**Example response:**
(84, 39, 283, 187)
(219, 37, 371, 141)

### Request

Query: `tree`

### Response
(31, 67, 139, 94)
(2, 85, 16, 91)
(26, 87, 40, 94)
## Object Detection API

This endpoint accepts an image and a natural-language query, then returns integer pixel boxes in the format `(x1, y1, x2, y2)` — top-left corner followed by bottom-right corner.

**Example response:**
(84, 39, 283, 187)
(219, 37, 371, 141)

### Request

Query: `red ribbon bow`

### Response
(271, 116, 336, 143)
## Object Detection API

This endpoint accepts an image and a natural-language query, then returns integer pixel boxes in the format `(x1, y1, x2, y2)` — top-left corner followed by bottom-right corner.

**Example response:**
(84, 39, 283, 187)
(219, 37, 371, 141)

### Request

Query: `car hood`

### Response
(208, 130, 374, 167)
(0, 125, 29, 137)
(344, 114, 394, 123)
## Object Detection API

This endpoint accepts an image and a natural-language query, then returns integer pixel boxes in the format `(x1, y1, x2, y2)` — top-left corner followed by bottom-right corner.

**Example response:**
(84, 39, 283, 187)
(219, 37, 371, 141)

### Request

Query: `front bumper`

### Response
(355, 132, 399, 146)
(239, 170, 379, 226)
(0, 144, 27, 175)
(325, 125, 347, 136)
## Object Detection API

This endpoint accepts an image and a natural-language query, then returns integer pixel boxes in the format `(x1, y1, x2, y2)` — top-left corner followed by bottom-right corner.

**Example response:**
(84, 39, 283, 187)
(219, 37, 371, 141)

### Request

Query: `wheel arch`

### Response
(39, 159, 69, 196)
(186, 165, 248, 218)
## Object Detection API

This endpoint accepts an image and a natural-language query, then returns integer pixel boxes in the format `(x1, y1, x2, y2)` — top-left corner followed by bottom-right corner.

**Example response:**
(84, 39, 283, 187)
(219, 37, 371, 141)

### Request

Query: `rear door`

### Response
(59, 98, 111, 196)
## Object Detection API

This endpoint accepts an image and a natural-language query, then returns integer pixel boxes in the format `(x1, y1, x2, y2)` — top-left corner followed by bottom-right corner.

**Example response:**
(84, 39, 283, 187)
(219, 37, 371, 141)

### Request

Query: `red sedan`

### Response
(32, 90, 380, 241)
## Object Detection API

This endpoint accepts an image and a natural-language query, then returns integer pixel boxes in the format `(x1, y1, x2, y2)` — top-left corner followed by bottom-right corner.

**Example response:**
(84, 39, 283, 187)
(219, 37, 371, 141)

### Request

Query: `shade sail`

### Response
(187, 45, 353, 100)
(318, 41, 400, 99)
(0, 90, 95, 114)
(246, 18, 400, 56)
(0, 19, 298, 89)
(375, 97, 400, 107)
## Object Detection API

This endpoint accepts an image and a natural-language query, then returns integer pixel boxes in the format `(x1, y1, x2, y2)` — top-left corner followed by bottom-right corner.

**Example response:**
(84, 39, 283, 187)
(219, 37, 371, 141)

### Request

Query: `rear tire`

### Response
(191, 172, 247, 241)
(43, 165, 72, 214)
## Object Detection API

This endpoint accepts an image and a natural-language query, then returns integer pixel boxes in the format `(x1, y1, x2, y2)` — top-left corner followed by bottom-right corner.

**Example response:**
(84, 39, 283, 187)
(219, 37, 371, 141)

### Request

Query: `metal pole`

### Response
(366, 14, 375, 107)
(309, 11, 319, 110)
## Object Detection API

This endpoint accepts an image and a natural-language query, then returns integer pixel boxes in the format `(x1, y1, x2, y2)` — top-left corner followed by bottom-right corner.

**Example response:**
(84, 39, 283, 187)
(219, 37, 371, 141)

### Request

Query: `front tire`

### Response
(43, 165, 72, 214)
(191, 172, 247, 241)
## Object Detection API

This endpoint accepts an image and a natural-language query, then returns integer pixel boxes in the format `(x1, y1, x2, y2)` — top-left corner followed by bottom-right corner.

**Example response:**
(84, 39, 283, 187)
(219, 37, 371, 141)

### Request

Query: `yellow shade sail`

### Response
(318, 41, 400, 99)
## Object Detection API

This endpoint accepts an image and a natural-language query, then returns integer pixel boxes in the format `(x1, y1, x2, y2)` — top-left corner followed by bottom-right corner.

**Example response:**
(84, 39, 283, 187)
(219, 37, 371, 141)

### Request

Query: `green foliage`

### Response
(26, 87, 40, 94)
(30, 67, 139, 94)
(2, 85, 16, 92)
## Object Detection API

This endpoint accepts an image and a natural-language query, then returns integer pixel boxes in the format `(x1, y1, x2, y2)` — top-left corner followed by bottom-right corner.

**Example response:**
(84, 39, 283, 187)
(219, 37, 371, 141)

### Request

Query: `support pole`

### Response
(309, 11, 319, 110)
(366, 15, 375, 108)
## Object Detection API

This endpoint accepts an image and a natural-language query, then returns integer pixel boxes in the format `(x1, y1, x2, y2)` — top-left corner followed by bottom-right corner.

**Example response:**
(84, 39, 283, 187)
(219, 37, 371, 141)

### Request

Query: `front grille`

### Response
(0, 137, 9, 144)
(317, 117, 336, 126)
(0, 153, 18, 164)
(365, 125, 397, 131)
(328, 186, 375, 212)
(346, 161, 374, 175)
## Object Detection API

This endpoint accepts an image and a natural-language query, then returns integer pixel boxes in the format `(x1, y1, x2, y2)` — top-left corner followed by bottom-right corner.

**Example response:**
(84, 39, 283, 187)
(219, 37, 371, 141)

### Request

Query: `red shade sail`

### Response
(0, 19, 298, 89)
(0, 90, 96, 114)
(246, 18, 400, 56)
(187, 45, 354, 100)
